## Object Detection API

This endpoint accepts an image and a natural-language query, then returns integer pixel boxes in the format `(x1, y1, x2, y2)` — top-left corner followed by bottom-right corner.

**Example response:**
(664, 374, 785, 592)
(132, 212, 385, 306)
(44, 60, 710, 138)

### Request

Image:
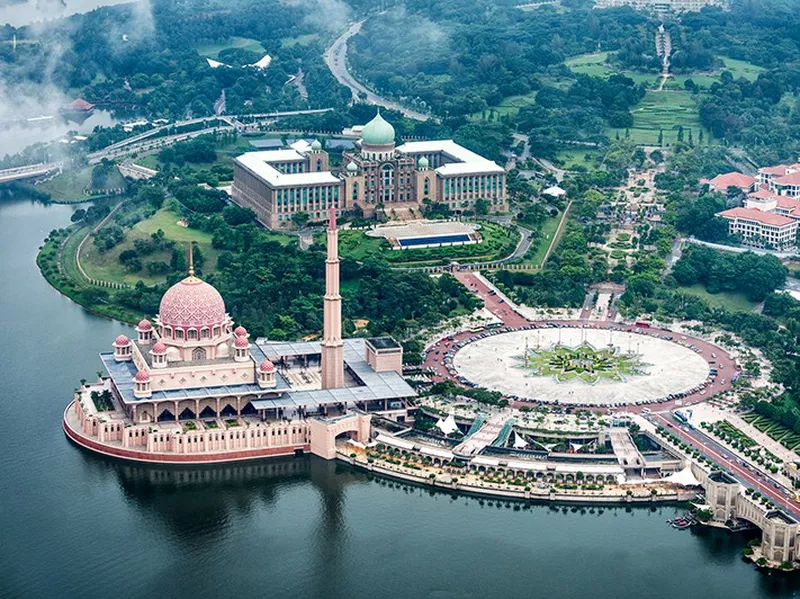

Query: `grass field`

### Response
(609, 90, 709, 146)
(678, 283, 758, 313)
(721, 56, 765, 81)
(81, 208, 222, 286)
(519, 214, 562, 268)
(35, 167, 127, 203)
(280, 34, 318, 48)
(554, 149, 600, 169)
(196, 37, 266, 59)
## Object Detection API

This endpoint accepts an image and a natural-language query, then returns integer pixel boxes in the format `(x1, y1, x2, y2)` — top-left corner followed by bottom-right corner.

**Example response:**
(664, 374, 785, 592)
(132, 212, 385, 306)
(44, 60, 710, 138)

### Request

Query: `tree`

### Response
(292, 212, 310, 228)
(474, 198, 490, 215)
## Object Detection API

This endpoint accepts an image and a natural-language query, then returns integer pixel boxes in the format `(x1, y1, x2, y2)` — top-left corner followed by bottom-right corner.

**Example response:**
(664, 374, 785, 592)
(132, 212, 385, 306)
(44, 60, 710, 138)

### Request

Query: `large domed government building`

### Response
(230, 109, 507, 229)
(63, 211, 415, 463)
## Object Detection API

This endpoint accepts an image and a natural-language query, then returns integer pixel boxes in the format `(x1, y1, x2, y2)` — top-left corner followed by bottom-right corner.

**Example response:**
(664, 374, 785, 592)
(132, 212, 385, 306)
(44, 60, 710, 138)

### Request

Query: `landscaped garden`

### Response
(519, 342, 645, 384)
(333, 222, 519, 267)
(742, 412, 800, 451)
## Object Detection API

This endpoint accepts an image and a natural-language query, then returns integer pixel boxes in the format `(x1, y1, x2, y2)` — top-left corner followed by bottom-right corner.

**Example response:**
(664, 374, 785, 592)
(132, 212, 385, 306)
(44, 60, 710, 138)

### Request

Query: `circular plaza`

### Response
(451, 327, 713, 406)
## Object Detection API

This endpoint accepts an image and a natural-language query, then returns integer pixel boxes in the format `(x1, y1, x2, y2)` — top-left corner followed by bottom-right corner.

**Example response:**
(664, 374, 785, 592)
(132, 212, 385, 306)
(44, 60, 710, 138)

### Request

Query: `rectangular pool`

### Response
(397, 234, 472, 248)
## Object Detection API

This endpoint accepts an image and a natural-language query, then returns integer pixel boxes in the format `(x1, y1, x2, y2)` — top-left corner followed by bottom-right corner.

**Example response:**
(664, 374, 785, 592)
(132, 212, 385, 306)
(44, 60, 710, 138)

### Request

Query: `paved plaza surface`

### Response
(452, 328, 711, 406)
(367, 220, 477, 241)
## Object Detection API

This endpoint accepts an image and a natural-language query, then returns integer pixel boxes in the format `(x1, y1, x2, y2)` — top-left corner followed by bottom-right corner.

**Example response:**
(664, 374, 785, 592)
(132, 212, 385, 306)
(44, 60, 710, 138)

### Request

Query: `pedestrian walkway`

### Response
(609, 427, 645, 469)
(453, 412, 509, 458)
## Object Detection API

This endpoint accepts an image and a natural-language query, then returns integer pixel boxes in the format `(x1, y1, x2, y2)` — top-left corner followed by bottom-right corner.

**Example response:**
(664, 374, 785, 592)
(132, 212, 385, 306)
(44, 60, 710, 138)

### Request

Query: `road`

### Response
(323, 20, 430, 122)
(0, 162, 62, 183)
(653, 413, 800, 519)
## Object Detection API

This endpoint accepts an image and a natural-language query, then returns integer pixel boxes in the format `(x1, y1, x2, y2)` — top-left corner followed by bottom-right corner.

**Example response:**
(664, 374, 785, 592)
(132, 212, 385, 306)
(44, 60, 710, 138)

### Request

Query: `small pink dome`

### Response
(134, 370, 151, 382)
(158, 276, 227, 329)
(114, 334, 130, 346)
(234, 326, 248, 337)
(234, 336, 250, 348)
(137, 319, 152, 331)
(151, 341, 167, 354)
(259, 360, 275, 373)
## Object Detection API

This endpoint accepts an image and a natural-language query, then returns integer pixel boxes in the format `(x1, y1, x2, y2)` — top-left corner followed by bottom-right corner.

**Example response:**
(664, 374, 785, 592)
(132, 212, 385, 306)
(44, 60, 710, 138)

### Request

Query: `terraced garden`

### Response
(742, 413, 800, 451)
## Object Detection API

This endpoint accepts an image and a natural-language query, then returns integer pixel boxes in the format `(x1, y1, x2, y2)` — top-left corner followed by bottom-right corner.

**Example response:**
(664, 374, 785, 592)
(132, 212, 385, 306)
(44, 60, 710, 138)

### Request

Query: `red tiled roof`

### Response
(717, 207, 795, 227)
(773, 172, 800, 186)
(759, 164, 790, 176)
(67, 98, 95, 111)
(776, 196, 800, 213)
(747, 186, 780, 201)
(708, 172, 755, 191)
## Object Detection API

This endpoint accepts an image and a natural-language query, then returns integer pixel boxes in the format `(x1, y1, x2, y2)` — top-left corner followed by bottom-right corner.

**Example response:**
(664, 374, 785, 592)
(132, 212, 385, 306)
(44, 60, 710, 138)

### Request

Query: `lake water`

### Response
(2, 109, 123, 158)
(0, 0, 134, 27)
(0, 197, 799, 598)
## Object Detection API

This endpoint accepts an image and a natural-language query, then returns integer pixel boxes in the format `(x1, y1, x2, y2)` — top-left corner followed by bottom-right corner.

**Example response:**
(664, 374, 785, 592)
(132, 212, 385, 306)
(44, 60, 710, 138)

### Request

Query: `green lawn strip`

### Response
(196, 36, 266, 59)
(677, 283, 757, 313)
(519, 214, 561, 268)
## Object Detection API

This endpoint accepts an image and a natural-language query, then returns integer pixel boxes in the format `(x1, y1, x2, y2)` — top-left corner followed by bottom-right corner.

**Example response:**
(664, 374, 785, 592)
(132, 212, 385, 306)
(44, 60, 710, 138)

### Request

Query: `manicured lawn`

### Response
(554, 149, 600, 169)
(333, 222, 518, 266)
(519, 214, 561, 268)
(81, 208, 221, 286)
(34, 165, 127, 204)
(196, 36, 266, 59)
(678, 283, 758, 313)
(720, 56, 764, 81)
(280, 34, 318, 48)
(610, 90, 709, 146)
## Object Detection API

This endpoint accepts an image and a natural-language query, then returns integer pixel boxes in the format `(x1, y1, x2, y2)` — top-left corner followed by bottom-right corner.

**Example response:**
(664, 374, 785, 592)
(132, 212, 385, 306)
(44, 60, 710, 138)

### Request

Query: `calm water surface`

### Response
(1, 197, 799, 598)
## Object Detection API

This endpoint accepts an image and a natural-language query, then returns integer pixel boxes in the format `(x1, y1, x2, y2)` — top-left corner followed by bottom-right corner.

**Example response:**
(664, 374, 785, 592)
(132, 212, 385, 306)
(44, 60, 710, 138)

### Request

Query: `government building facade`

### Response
(231, 111, 507, 229)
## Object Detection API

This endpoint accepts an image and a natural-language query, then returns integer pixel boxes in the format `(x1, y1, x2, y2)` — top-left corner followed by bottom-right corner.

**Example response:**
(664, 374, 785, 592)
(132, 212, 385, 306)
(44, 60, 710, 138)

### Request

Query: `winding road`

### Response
(323, 20, 430, 121)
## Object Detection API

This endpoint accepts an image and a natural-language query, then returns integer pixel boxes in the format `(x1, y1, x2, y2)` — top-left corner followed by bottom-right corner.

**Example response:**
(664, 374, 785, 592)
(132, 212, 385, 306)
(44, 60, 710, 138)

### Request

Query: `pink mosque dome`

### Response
(234, 335, 250, 348)
(234, 326, 248, 337)
(134, 370, 151, 382)
(114, 334, 130, 346)
(158, 276, 227, 329)
(137, 319, 152, 331)
(151, 341, 167, 354)
(259, 360, 275, 373)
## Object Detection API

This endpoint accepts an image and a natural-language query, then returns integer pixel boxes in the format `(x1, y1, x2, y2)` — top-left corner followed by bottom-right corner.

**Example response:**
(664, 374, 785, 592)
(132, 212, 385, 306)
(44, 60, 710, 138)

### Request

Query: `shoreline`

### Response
(62, 401, 308, 465)
(336, 452, 697, 505)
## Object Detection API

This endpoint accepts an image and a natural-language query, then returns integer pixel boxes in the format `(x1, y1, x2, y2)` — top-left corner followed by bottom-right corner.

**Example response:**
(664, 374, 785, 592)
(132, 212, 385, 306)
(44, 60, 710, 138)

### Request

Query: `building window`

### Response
(382, 164, 394, 187)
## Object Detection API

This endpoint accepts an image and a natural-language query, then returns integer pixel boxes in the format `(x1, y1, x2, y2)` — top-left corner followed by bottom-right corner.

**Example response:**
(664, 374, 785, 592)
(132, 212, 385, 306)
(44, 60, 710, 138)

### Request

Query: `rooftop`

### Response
(367, 337, 402, 350)
(717, 207, 796, 227)
(774, 172, 800, 186)
(708, 471, 738, 484)
(707, 172, 756, 191)
(235, 151, 340, 188)
(396, 140, 504, 176)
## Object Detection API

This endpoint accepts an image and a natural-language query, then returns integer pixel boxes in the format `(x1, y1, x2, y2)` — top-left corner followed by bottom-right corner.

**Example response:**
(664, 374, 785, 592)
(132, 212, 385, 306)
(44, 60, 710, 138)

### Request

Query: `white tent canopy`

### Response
(513, 432, 528, 449)
(542, 185, 566, 198)
(436, 413, 459, 436)
(665, 467, 701, 487)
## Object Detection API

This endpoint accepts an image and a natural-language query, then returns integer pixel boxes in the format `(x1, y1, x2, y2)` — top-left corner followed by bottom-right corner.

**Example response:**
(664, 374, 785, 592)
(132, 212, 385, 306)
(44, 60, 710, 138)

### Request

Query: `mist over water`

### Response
(0, 0, 133, 27)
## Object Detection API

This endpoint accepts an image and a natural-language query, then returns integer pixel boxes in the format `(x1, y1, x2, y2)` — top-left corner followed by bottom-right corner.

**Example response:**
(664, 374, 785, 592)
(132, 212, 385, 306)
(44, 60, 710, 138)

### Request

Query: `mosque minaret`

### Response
(320, 207, 344, 389)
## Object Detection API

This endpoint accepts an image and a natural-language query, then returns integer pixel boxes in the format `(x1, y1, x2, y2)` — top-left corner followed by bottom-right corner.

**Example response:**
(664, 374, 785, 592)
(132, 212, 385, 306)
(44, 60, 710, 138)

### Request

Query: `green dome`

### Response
(361, 110, 395, 145)
(346, 161, 358, 173)
(417, 156, 429, 168)
(311, 139, 322, 151)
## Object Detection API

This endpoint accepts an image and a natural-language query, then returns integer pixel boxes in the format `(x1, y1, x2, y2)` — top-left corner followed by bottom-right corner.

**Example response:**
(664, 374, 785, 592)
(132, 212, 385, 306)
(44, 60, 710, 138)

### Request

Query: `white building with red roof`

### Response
(717, 207, 797, 249)
(703, 172, 756, 194)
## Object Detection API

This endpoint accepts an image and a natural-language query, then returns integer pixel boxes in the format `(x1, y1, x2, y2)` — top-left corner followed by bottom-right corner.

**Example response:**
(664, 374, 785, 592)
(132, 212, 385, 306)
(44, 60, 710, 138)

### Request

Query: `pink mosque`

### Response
(63, 209, 414, 463)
